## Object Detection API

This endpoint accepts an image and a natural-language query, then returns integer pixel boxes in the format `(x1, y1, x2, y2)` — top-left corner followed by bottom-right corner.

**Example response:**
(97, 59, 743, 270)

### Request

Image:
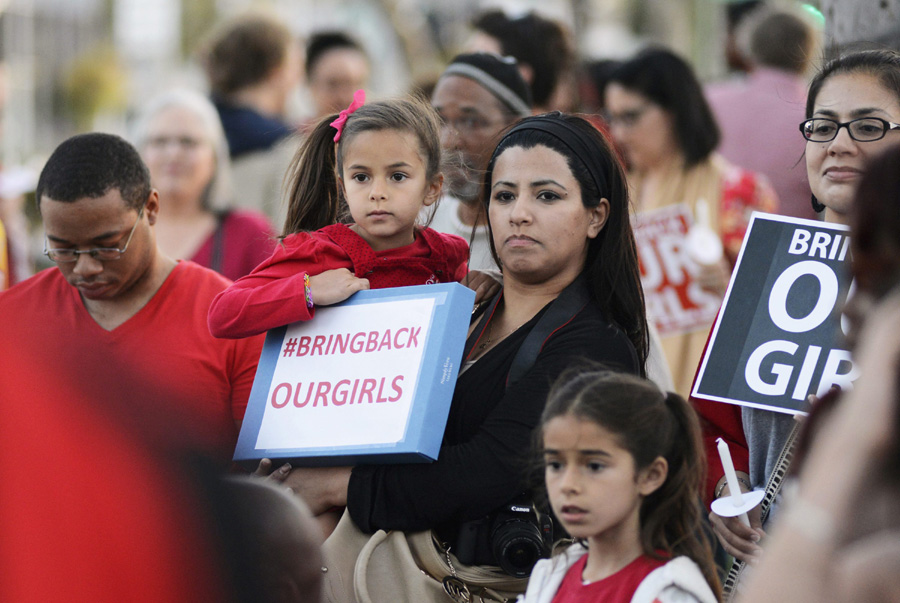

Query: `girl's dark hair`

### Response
(282, 95, 442, 235)
(851, 146, 900, 299)
(805, 48, 900, 118)
(606, 47, 720, 167)
(481, 113, 649, 372)
(540, 369, 721, 599)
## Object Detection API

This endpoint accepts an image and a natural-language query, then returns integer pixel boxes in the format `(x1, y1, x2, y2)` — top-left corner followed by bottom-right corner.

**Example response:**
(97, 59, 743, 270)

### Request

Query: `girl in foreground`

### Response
(208, 91, 469, 339)
(524, 370, 720, 603)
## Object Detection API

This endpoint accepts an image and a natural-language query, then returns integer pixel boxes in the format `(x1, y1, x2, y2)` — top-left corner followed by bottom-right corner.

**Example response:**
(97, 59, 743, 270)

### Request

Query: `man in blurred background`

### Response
(706, 6, 819, 220)
(428, 52, 531, 270)
(304, 31, 370, 121)
(200, 11, 302, 226)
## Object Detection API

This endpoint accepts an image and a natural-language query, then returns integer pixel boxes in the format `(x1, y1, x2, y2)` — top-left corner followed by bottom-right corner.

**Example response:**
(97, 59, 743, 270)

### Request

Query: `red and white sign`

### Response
(634, 204, 721, 337)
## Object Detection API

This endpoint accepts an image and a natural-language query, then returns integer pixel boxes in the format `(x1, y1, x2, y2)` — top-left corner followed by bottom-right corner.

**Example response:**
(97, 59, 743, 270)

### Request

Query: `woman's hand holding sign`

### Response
(254, 459, 350, 513)
(463, 270, 502, 305)
(695, 257, 731, 298)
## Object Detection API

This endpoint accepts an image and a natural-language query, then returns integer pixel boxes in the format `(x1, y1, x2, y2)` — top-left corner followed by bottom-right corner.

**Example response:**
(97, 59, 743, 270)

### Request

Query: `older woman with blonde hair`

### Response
(133, 89, 276, 281)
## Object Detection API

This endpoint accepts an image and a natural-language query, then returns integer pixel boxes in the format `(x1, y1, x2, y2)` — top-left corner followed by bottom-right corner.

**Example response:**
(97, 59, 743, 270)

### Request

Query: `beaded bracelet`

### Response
(304, 273, 314, 309)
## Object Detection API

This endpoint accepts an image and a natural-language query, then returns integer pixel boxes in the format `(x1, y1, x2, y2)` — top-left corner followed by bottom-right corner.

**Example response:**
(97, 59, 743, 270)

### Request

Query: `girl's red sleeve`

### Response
(208, 233, 348, 339)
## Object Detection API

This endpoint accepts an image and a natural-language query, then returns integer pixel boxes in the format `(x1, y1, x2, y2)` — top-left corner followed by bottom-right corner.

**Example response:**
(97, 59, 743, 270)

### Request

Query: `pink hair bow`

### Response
(330, 89, 366, 142)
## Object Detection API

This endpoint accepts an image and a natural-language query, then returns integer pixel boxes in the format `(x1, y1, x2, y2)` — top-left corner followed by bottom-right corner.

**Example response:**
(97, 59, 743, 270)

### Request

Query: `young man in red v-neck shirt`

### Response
(0, 132, 263, 465)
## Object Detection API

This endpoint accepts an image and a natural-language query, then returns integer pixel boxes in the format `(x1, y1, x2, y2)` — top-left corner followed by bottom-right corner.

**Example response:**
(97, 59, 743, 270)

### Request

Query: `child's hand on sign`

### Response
(309, 268, 370, 306)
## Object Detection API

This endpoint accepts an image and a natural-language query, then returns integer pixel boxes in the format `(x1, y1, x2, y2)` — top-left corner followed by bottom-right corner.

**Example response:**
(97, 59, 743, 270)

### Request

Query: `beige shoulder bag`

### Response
(322, 510, 528, 603)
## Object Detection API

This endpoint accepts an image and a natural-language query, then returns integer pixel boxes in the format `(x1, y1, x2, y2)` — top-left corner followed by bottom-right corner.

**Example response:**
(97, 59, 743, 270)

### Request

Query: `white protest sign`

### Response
(256, 297, 432, 449)
(234, 283, 474, 467)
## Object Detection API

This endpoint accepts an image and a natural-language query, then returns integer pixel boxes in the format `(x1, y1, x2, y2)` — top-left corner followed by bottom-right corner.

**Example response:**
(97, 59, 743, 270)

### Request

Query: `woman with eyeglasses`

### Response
(701, 48, 900, 597)
(800, 50, 900, 223)
(604, 48, 778, 397)
(133, 89, 276, 282)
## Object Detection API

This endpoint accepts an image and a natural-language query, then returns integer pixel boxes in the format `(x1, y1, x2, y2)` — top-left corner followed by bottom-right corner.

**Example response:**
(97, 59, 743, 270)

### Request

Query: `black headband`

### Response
(491, 115, 609, 198)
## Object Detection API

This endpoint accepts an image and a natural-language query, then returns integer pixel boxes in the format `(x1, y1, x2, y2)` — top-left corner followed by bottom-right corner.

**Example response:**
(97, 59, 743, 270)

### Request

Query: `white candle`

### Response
(716, 437, 750, 527)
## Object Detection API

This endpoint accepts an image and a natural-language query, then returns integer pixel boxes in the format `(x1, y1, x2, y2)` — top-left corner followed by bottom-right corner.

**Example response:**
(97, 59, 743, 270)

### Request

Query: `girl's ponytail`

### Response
(641, 392, 721, 599)
(282, 115, 345, 236)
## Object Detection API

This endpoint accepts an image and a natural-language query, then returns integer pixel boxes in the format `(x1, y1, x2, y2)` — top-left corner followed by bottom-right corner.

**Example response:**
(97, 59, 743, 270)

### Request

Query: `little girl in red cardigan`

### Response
(209, 91, 468, 339)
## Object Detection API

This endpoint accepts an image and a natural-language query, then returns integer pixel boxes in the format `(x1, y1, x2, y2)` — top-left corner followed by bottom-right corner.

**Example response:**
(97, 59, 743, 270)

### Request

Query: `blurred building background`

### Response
(0, 0, 831, 171)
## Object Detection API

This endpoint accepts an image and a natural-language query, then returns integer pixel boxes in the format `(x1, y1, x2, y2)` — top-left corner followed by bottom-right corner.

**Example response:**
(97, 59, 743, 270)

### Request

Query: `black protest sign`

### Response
(692, 213, 857, 415)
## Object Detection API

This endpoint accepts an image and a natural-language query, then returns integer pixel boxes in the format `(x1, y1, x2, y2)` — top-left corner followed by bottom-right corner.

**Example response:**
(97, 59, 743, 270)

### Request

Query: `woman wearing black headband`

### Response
(346, 114, 646, 540)
(296, 113, 646, 599)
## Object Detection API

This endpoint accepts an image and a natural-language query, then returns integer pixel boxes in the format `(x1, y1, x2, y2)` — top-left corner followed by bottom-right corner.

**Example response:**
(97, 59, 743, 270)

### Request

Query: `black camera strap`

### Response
(464, 275, 590, 388)
(507, 275, 589, 387)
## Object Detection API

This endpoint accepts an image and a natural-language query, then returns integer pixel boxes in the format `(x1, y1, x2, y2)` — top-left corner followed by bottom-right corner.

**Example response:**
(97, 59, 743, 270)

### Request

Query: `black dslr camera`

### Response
(455, 495, 553, 578)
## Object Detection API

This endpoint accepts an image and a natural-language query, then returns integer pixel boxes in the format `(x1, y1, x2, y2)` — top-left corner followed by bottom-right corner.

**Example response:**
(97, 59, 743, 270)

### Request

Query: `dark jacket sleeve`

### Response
(347, 311, 637, 533)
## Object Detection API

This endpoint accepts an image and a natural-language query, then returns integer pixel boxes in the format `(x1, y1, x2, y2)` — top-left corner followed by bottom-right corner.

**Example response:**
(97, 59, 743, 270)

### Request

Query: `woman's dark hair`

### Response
(471, 9, 574, 109)
(793, 146, 900, 483)
(481, 113, 649, 371)
(850, 147, 900, 483)
(851, 146, 900, 299)
(539, 369, 721, 599)
(305, 31, 368, 78)
(805, 48, 900, 118)
(282, 95, 442, 236)
(606, 48, 720, 167)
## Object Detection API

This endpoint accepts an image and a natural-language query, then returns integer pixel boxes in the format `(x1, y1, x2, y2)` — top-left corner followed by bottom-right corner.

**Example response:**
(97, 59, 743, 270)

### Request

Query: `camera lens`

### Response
(491, 520, 546, 578)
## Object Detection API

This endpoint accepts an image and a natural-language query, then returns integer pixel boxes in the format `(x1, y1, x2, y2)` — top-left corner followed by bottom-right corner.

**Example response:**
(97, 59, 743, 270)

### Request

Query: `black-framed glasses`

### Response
(799, 117, 900, 142)
(43, 205, 145, 263)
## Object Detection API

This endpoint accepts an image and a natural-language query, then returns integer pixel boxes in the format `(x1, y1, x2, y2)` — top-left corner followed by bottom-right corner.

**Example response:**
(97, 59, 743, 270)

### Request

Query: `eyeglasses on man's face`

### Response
(43, 205, 145, 263)
(439, 112, 509, 135)
(799, 117, 900, 142)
